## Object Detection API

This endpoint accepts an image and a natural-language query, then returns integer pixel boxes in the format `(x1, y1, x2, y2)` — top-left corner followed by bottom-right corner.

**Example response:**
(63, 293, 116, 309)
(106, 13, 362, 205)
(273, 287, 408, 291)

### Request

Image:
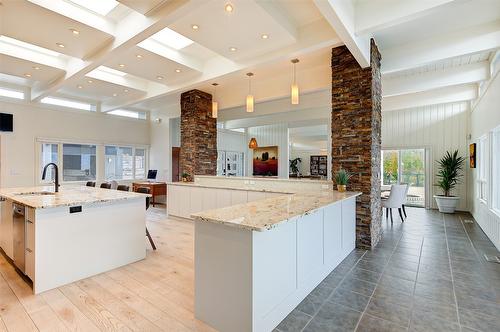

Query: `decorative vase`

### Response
(182, 177, 187, 182)
(434, 195, 459, 213)
(337, 185, 347, 192)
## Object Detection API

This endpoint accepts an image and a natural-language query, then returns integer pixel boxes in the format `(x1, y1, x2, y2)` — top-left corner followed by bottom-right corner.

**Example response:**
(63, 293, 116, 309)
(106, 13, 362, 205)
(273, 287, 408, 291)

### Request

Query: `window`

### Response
(108, 109, 146, 120)
(41, 96, 94, 111)
(135, 148, 146, 179)
(105, 146, 147, 180)
(63, 144, 96, 181)
(40, 143, 58, 183)
(492, 127, 500, 212)
(0, 87, 24, 100)
(478, 136, 488, 202)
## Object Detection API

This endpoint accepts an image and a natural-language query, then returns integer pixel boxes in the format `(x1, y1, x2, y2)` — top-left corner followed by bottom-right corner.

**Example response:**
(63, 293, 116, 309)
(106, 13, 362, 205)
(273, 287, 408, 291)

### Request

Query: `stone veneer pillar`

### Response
(180, 89, 217, 179)
(331, 39, 382, 249)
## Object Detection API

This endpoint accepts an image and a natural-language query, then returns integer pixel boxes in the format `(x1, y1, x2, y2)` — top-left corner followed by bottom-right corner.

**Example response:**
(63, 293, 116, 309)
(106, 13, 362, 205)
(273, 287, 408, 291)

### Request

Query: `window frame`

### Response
(104, 145, 147, 181)
(36, 139, 148, 185)
(491, 126, 500, 215)
(477, 135, 488, 205)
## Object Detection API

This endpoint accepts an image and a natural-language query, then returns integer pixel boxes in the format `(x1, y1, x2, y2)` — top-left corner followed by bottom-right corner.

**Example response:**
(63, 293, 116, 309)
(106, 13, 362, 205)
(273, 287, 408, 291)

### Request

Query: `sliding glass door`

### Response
(382, 149, 426, 207)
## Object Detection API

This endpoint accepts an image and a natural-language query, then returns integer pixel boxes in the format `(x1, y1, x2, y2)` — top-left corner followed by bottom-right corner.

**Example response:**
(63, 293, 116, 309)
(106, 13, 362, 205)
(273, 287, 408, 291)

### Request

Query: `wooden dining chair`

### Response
(100, 182, 112, 189)
(86, 181, 96, 187)
(135, 187, 156, 250)
(116, 185, 130, 192)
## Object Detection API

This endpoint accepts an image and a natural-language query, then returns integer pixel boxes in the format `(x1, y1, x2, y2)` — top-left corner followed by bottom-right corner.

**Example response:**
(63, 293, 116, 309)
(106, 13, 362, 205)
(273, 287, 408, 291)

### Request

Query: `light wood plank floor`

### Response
(0, 207, 216, 332)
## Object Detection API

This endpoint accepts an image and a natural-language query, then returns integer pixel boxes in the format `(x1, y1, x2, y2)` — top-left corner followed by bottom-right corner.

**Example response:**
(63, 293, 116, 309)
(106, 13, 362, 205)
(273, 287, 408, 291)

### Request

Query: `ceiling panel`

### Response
(1, 0, 113, 59)
(0, 54, 65, 87)
(117, 0, 169, 15)
(169, 0, 297, 60)
(58, 77, 145, 102)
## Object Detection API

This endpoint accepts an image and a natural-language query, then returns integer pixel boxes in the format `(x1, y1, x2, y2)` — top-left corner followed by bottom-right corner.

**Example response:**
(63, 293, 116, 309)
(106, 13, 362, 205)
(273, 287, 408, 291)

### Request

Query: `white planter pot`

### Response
(434, 195, 460, 213)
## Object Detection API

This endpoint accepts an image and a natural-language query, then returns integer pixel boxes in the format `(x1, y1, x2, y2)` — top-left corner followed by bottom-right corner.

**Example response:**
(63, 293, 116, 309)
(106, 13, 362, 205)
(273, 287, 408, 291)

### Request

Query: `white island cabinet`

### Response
(192, 191, 360, 332)
(0, 186, 149, 294)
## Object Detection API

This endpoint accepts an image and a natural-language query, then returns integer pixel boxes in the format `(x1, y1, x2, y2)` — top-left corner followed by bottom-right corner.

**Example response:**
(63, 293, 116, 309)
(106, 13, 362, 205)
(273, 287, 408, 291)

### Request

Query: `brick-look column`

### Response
(180, 89, 217, 179)
(331, 39, 382, 249)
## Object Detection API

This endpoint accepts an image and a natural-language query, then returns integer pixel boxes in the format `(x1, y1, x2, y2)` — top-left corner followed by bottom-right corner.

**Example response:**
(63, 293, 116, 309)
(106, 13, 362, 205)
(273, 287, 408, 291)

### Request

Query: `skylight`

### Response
(0, 36, 62, 57)
(108, 109, 147, 120)
(0, 87, 24, 100)
(41, 96, 93, 111)
(138, 28, 193, 52)
(67, 0, 119, 16)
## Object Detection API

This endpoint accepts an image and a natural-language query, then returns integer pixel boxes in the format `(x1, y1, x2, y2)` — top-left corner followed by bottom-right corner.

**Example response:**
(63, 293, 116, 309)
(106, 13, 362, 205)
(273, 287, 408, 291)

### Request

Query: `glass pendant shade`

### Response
(212, 101, 218, 118)
(291, 83, 299, 105)
(248, 137, 258, 149)
(246, 94, 254, 113)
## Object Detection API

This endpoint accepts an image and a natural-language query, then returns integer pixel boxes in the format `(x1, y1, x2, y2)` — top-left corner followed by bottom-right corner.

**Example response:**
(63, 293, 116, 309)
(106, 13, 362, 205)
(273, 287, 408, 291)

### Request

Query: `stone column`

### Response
(180, 89, 217, 179)
(331, 39, 382, 249)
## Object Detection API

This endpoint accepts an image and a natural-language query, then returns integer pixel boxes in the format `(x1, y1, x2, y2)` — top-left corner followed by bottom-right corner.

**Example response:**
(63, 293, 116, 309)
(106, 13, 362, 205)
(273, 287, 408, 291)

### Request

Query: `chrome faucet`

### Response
(42, 163, 60, 193)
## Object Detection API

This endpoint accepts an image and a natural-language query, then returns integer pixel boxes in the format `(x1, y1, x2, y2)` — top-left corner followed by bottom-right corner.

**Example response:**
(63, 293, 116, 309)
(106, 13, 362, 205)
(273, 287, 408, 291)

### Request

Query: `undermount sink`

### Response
(15, 191, 56, 196)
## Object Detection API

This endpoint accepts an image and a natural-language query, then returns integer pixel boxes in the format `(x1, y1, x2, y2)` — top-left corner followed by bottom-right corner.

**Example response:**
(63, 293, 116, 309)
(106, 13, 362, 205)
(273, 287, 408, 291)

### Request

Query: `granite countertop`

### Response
(167, 181, 293, 194)
(191, 191, 361, 232)
(0, 186, 150, 209)
(194, 175, 331, 184)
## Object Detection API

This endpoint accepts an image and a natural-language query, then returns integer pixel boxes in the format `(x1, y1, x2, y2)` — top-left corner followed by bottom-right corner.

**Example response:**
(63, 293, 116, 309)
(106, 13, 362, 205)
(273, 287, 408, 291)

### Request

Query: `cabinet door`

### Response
(342, 198, 356, 251)
(216, 189, 232, 208)
(167, 186, 180, 216)
(323, 203, 342, 265)
(190, 187, 203, 215)
(25, 219, 35, 281)
(297, 209, 324, 286)
(231, 190, 247, 205)
(202, 188, 217, 212)
(178, 186, 191, 218)
(0, 200, 14, 259)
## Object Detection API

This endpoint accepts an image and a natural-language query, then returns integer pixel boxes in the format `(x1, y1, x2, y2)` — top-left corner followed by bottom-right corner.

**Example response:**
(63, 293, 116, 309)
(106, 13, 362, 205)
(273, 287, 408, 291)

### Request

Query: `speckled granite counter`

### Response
(167, 181, 292, 194)
(0, 186, 150, 209)
(191, 190, 360, 231)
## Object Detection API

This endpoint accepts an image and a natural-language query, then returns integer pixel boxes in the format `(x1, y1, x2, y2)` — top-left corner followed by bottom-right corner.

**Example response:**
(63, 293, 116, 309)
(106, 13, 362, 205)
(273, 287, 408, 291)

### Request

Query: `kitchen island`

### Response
(0, 186, 149, 294)
(191, 186, 360, 332)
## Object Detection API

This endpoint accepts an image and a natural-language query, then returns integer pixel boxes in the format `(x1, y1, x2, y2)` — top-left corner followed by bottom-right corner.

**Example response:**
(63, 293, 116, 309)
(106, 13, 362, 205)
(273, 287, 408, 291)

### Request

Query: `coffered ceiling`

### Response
(0, 0, 498, 117)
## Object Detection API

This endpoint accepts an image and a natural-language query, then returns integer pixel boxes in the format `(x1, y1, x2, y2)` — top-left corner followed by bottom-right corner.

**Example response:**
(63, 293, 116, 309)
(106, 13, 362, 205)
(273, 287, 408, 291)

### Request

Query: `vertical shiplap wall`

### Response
(247, 123, 289, 178)
(382, 102, 469, 211)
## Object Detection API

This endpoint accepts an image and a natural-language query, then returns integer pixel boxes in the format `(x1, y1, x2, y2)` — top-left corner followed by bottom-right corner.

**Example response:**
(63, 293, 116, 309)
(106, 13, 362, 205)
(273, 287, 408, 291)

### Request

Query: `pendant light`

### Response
(248, 137, 258, 149)
(211, 83, 218, 118)
(246, 72, 254, 113)
(291, 58, 299, 105)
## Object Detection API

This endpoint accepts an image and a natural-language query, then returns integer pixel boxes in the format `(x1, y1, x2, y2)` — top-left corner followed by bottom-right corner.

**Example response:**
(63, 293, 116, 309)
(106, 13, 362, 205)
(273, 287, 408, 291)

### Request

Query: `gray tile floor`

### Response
(275, 208, 500, 332)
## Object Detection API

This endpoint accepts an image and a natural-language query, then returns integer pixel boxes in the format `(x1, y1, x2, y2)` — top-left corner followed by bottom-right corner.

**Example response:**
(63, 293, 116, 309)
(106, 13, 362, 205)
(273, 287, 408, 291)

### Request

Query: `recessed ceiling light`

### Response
(32, 66, 40, 70)
(123, 89, 129, 92)
(156, 75, 164, 80)
(136, 54, 142, 59)
(77, 85, 83, 89)
(70, 29, 79, 35)
(119, 63, 125, 68)
(261, 34, 269, 39)
(112, 93, 118, 97)
(24, 73, 32, 78)
(224, 3, 233, 12)
(229, 47, 237, 52)
(56, 43, 65, 48)
(191, 24, 199, 30)
(175, 69, 181, 73)
(87, 79, 93, 83)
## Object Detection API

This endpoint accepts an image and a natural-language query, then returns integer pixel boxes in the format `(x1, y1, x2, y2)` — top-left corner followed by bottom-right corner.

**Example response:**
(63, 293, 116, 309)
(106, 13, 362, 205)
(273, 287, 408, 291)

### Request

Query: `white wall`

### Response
(247, 124, 289, 179)
(149, 112, 171, 183)
(0, 101, 149, 188)
(469, 63, 500, 250)
(382, 101, 469, 211)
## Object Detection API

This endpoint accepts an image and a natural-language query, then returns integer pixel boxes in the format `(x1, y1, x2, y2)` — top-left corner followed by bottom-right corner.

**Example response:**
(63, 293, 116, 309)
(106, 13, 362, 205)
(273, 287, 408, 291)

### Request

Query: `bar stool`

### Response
(135, 187, 157, 250)
(100, 182, 112, 189)
(86, 181, 96, 187)
(116, 185, 130, 192)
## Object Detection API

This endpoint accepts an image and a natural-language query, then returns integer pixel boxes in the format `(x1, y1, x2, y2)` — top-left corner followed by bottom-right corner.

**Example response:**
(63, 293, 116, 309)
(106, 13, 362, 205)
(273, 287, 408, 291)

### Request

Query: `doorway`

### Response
(382, 148, 426, 207)
(172, 147, 180, 182)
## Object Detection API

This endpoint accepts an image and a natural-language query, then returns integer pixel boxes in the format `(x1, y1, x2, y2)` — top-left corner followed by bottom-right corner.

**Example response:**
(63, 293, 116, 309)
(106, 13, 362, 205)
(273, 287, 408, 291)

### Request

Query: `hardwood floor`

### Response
(0, 207, 216, 332)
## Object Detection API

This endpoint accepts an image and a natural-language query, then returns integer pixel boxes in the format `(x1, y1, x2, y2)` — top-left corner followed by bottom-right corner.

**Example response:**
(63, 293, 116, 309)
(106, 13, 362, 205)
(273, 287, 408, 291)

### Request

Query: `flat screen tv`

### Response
(0, 113, 13, 132)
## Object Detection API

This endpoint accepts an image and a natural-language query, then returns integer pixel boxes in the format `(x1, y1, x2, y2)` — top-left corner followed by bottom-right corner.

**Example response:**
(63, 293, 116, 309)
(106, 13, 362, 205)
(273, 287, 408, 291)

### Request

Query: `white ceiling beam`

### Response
(383, 61, 490, 97)
(0, 42, 69, 71)
(27, 0, 116, 36)
(382, 20, 500, 74)
(30, 0, 198, 102)
(313, 0, 370, 68)
(355, 0, 459, 35)
(382, 84, 478, 112)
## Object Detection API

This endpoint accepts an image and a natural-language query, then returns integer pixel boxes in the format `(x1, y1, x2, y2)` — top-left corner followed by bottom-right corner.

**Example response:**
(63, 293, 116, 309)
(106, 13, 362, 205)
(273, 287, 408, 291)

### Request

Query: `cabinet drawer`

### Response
(26, 248, 34, 281)
(26, 219, 35, 251)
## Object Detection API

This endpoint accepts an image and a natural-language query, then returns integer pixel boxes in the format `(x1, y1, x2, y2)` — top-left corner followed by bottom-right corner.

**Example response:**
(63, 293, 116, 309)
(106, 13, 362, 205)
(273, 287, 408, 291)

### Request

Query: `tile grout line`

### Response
(298, 250, 368, 332)
(407, 231, 424, 331)
(442, 213, 463, 331)
(352, 226, 406, 331)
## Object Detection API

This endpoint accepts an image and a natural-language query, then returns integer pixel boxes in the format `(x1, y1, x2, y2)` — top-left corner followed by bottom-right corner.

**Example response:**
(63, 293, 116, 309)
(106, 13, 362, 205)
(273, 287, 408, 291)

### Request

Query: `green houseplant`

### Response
(434, 150, 465, 213)
(289, 157, 302, 176)
(181, 172, 191, 182)
(334, 169, 352, 192)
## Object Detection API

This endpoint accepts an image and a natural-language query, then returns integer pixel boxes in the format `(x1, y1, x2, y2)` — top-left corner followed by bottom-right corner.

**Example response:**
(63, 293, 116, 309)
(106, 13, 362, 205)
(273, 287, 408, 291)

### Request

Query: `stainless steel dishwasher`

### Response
(13, 203, 26, 273)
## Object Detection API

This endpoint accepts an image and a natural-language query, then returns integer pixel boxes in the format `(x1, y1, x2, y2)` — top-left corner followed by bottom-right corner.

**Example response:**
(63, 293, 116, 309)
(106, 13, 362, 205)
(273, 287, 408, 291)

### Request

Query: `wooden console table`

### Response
(132, 182, 167, 207)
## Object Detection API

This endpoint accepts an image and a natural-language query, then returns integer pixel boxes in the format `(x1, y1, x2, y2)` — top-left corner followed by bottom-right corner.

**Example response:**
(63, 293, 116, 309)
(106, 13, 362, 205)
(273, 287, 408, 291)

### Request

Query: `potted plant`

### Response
(434, 150, 465, 213)
(334, 169, 352, 192)
(181, 172, 191, 182)
(289, 157, 302, 177)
